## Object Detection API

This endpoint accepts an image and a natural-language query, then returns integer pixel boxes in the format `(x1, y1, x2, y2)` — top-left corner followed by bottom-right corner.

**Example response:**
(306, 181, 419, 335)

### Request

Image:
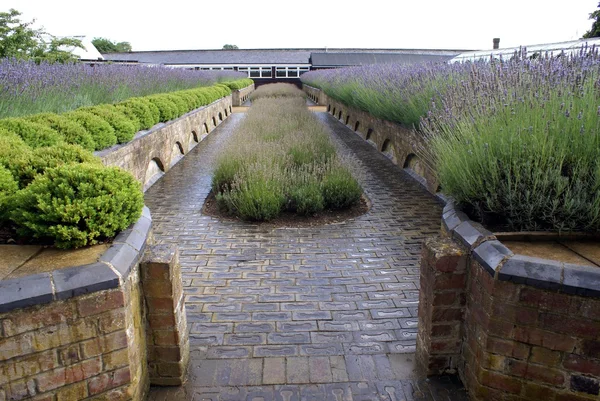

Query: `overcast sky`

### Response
(12, 0, 599, 52)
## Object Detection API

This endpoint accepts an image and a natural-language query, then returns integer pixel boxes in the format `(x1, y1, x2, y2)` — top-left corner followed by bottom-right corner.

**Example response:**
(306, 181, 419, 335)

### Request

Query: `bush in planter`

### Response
(0, 118, 64, 148)
(146, 95, 178, 122)
(26, 113, 96, 151)
(0, 130, 34, 186)
(0, 165, 18, 221)
(115, 98, 158, 130)
(164, 94, 190, 116)
(289, 181, 324, 215)
(63, 110, 117, 151)
(14, 143, 102, 187)
(81, 105, 137, 144)
(11, 163, 144, 249)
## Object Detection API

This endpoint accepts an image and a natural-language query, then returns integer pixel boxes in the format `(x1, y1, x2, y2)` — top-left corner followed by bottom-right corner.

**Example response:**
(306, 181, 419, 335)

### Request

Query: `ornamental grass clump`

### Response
(249, 83, 306, 101)
(422, 55, 600, 232)
(213, 88, 361, 221)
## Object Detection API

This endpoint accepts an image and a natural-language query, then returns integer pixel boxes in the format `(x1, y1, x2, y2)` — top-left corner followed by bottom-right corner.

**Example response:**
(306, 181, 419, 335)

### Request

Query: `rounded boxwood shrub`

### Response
(115, 99, 154, 131)
(0, 130, 34, 187)
(164, 94, 189, 117)
(63, 110, 117, 151)
(0, 165, 18, 221)
(11, 163, 144, 249)
(0, 118, 64, 148)
(26, 113, 95, 151)
(82, 106, 137, 144)
(146, 96, 178, 122)
(174, 92, 198, 111)
(322, 167, 362, 209)
(16, 143, 102, 187)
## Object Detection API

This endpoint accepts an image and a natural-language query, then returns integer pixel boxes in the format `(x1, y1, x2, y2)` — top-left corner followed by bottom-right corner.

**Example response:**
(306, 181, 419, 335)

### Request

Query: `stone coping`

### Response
(0, 206, 152, 313)
(442, 201, 600, 298)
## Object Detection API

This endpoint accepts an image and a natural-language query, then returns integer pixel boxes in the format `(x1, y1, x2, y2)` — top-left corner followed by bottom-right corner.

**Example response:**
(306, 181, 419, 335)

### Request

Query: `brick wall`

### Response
(462, 258, 600, 400)
(232, 85, 254, 106)
(0, 277, 147, 401)
(416, 237, 467, 376)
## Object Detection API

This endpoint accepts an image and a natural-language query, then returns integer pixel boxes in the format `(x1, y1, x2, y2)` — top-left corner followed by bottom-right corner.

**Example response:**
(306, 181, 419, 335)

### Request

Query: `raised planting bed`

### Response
(304, 56, 600, 400)
(211, 84, 364, 222)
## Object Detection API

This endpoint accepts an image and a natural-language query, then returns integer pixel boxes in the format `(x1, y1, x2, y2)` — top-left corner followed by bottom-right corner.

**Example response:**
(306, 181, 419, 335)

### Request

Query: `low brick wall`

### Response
(232, 84, 254, 106)
(417, 203, 600, 401)
(303, 85, 439, 194)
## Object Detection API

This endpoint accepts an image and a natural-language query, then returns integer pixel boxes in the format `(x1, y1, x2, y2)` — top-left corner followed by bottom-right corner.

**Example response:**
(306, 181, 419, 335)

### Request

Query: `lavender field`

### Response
(302, 52, 600, 232)
(0, 59, 246, 118)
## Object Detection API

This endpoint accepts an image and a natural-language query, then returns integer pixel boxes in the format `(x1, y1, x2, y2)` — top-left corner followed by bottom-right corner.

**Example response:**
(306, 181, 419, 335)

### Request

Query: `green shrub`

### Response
(289, 181, 324, 215)
(26, 113, 96, 151)
(322, 167, 362, 209)
(15, 143, 102, 187)
(0, 165, 18, 221)
(0, 118, 64, 148)
(221, 79, 254, 90)
(82, 105, 137, 144)
(0, 130, 34, 186)
(164, 94, 190, 116)
(176, 92, 199, 110)
(11, 163, 144, 249)
(63, 110, 117, 151)
(146, 95, 178, 122)
(115, 98, 157, 130)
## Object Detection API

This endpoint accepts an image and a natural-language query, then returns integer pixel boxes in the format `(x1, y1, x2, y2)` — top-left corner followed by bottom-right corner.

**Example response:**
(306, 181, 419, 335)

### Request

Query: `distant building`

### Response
(60, 36, 104, 61)
(102, 48, 468, 85)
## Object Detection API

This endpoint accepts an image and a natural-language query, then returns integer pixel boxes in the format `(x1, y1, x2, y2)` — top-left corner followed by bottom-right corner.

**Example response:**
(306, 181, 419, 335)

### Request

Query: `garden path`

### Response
(144, 110, 467, 400)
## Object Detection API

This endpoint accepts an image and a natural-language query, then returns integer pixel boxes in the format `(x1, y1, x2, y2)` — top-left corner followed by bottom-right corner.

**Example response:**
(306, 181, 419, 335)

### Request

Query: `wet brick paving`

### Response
(144, 110, 468, 400)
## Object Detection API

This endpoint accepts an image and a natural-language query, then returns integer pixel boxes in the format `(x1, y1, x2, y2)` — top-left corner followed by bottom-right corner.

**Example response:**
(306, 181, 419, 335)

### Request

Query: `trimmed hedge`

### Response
(63, 110, 118, 150)
(115, 98, 159, 130)
(221, 79, 254, 90)
(26, 113, 95, 151)
(0, 165, 18, 220)
(81, 105, 137, 144)
(0, 130, 34, 186)
(11, 163, 144, 249)
(0, 118, 64, 148)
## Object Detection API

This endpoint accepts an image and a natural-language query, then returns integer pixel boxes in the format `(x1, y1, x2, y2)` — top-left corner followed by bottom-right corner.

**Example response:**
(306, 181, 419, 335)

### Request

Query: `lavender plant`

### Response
(0, 59, 246, 118)
(213, 86, 361, 221)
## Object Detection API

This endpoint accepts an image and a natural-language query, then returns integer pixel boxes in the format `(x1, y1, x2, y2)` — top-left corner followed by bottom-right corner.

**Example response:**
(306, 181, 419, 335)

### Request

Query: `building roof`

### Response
(103, 49, 312, 65)
(310, 52, 455, 67)
(103, 48, 468, 66)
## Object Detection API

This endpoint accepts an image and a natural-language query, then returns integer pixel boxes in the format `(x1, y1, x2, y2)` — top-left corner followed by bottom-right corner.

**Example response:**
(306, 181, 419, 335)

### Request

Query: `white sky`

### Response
(11, 0, 599, 51)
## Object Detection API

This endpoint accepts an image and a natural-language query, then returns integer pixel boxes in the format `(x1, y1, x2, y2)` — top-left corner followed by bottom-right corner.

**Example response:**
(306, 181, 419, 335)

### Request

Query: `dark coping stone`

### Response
(442, 210, 469, 233)
(570, 374, 600, 395)
(0, 273, 54, 313)
(473, 240, 513, 276)
(452, 221, 487, 249)
(100, 242, 140, 277)
(563, 263, 600, 298)
(498, 254, 562, 290)
(442, 200, 456, 214)
(53, 263, 120, 300)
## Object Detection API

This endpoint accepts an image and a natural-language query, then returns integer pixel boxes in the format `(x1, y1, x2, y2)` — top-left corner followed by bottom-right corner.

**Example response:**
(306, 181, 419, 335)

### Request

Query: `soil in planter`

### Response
(202, 190, 370, 228)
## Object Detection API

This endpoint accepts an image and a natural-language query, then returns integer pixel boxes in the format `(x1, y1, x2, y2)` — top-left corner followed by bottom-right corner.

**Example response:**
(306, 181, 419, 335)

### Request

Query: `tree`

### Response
(583, 2, 600, 38)
(0, 8, 82, 62)
(92, 37, 132, 53)
(222, 44, 239, 50)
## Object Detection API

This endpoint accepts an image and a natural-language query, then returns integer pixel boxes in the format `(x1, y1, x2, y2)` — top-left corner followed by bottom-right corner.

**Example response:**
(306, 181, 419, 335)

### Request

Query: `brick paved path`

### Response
(144, 111, 468, 400)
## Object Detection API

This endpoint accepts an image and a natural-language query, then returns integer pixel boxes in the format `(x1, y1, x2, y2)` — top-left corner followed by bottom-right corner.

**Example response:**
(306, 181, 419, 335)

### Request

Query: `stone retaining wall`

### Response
(303, 84, 439, 194)
(232, 84, 254, 106)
